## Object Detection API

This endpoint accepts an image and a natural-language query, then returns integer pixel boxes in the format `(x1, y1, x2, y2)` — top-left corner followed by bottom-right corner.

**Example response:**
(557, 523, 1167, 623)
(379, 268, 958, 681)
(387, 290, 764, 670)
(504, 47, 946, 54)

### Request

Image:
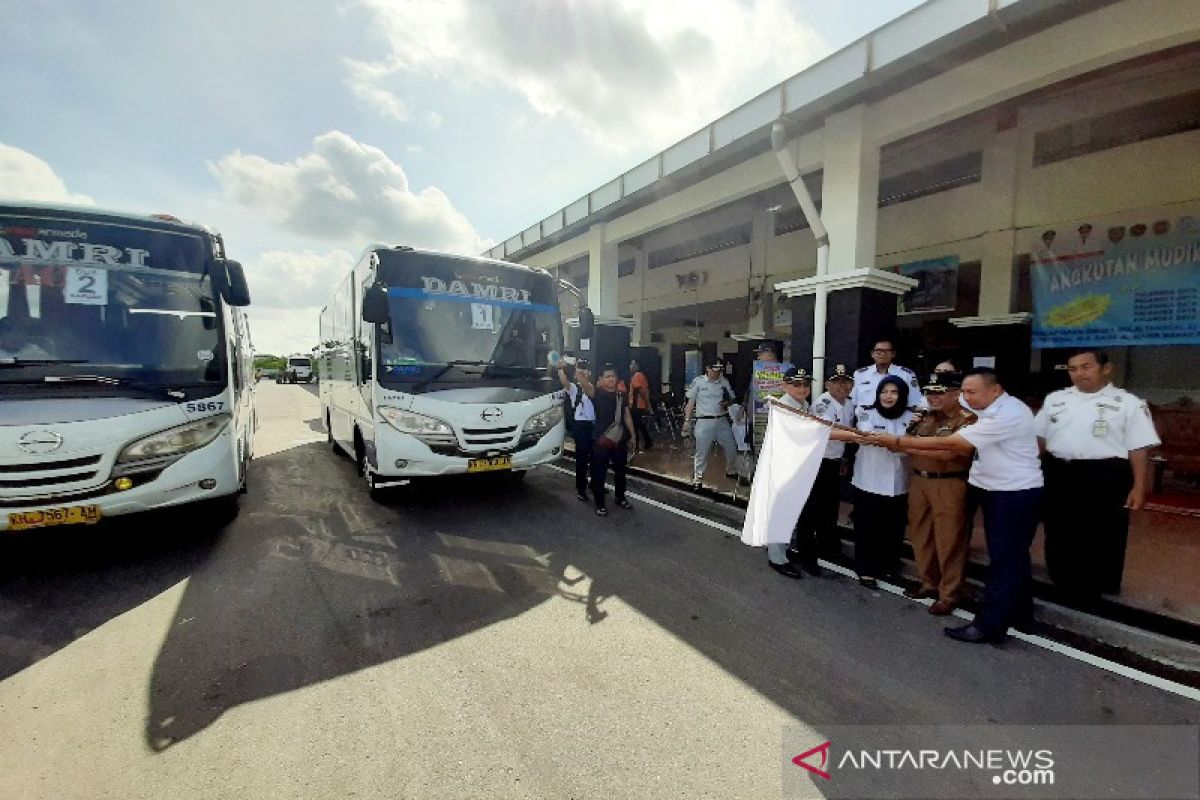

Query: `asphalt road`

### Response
(0, 382, 1195, 799)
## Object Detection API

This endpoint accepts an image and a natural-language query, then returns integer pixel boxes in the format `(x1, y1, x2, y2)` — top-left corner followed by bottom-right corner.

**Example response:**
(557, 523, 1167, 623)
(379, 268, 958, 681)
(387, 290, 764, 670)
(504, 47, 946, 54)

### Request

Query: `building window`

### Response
(618, 258, 635, 277)
(648, 223, 752, 269)
(877, 152, 983, 208)
(1033, 89, 1200, 167)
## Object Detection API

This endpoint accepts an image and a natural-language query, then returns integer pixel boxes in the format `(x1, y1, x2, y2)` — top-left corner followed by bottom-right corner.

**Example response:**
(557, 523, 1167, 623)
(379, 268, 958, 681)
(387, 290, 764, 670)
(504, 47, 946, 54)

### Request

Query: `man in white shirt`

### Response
(850, 339, 927, 411)
(870, 367, 1043, 644)
(683, 361, 739, 491)
(793, 364, 856, 572)
(557, 359, 597, 502)
(1035, 349, 1160, 603)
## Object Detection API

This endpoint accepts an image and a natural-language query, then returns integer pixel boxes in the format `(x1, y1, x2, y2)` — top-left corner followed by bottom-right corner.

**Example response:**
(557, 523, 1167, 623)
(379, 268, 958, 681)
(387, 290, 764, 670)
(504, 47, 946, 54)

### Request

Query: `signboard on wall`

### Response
(892, 255, 959, 314)
(1028, 214, 1200, 348)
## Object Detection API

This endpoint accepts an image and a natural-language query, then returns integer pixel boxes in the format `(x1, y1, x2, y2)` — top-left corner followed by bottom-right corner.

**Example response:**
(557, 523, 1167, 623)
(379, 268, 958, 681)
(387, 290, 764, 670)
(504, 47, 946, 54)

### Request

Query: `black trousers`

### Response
(974, 486, 1042, 635)
(572, 422, 594, 496)
(852, 488, 908, 579)
(590, 442, 628, 510)
(631, 408, 654, 449)
(793, 458, 844, 564)
(1043, 456, 1132, 599)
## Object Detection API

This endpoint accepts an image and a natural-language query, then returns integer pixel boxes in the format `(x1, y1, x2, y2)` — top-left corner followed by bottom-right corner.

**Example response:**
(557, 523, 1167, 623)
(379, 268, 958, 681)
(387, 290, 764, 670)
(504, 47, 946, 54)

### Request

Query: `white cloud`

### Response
(0, 143, 94, 205)
(240, 248, 356, 356)
(351, 0, 826, 151)
(344, 58, 410, 122)
(209, 130, 488, 254)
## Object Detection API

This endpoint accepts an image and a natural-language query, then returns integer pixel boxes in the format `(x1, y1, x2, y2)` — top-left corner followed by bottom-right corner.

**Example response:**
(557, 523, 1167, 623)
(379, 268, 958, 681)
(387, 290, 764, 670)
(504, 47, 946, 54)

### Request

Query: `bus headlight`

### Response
(117, 414, 231, 463)
(378, 406, 455, 441)
(522, 405, 564, 438)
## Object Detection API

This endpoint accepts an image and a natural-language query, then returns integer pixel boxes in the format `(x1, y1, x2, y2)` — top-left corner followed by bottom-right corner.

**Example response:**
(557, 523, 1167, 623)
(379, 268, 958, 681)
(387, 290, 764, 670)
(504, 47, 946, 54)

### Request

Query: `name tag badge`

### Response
(1092, 419, 1109, 438)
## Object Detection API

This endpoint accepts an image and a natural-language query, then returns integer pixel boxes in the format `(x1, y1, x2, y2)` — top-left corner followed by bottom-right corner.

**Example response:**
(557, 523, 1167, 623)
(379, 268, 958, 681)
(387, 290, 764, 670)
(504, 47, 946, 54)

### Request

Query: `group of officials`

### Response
(687, 338, 1161, 645)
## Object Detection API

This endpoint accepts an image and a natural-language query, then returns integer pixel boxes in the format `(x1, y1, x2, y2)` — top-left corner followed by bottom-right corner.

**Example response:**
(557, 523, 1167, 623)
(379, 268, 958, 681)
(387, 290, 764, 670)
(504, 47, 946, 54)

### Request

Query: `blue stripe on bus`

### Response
(386, 286, 557, 313)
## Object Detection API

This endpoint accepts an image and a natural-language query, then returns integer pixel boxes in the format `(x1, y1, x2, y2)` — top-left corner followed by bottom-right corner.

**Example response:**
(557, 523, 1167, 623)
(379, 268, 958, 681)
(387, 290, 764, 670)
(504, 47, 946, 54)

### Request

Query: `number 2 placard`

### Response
(65, 267, 108, 305)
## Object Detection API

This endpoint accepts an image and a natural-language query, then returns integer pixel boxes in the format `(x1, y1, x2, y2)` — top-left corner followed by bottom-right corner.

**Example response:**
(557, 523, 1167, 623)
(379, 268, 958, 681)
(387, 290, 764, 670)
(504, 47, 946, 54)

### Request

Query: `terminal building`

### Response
(490, 0, 1200, 624)
(492, 0, 1198, 403)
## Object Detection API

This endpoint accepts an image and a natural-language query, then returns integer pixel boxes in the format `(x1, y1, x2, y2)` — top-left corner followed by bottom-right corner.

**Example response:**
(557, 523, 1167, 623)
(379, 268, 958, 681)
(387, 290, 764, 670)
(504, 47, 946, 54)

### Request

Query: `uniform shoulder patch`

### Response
(896, 365, 914, 374)
(855, 366, 869, 373)
(814, 400, 830, 413)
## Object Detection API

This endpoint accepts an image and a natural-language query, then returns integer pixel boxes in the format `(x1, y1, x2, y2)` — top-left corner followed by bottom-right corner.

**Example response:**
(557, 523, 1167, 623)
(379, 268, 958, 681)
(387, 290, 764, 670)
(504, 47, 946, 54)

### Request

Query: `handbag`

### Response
(595, 394, 626, 449)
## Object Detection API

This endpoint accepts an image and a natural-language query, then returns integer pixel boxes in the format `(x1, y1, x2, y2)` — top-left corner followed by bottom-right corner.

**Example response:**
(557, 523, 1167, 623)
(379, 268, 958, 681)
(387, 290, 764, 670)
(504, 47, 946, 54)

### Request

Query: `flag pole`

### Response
(767, 398, 861, 434)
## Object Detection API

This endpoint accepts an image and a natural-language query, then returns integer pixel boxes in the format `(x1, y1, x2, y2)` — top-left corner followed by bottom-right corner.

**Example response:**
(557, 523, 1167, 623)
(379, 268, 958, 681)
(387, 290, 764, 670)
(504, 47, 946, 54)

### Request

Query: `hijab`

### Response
(871, 375, 910, 420)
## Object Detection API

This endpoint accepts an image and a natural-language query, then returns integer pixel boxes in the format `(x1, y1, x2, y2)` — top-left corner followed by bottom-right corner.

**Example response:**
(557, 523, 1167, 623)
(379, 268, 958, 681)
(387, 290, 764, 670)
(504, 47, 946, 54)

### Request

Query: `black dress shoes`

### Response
(769, 561, 804, 580)
(944, 623, 1006, 644)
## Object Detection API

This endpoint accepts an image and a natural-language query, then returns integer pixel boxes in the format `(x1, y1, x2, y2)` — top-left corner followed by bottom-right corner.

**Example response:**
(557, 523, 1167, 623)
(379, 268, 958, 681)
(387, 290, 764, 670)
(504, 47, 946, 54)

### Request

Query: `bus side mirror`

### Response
(362, 283, 390, 324)
(579, 307, 595, 340)
(222, 261, 252, 306)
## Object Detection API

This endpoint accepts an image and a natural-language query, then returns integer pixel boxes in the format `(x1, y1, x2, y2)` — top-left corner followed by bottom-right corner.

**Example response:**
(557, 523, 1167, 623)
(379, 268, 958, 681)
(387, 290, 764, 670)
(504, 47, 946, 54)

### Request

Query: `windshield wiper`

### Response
(41, 375, 188, 399)
(412, 359, 490, 391)
(44, 374, 123, 385)
(0, 358, 89, 367)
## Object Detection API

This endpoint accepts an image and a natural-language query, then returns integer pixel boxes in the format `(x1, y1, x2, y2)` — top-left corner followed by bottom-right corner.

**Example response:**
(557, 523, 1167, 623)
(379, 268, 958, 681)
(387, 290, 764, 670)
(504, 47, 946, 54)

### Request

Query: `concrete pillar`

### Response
(977, 127, 1020, 316)
(630, 246, 650, 345)
(746, 209, 773, 335)
(821, 104, 880, 273)
(587, 223, 619, 318)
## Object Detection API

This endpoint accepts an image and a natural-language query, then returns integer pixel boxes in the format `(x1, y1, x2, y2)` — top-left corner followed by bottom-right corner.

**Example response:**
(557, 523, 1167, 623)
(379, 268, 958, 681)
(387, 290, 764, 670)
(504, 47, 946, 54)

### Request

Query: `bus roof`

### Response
(0, 200, 216, 237)
(359, 244, 551, 278)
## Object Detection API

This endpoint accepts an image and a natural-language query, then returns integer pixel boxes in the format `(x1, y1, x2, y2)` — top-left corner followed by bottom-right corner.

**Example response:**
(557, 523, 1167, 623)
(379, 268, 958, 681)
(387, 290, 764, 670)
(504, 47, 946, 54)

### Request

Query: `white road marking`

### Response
(547, 463, 1200, 703)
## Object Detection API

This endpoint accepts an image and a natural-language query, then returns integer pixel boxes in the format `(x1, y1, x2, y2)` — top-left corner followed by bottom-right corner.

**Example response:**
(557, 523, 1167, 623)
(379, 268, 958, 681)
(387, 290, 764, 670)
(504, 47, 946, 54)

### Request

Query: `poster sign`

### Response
(1029, 214, 1200, 348)
(893, 256, 958, 314)
(65, 266, 108, 305)
(751, 359, 793, 416)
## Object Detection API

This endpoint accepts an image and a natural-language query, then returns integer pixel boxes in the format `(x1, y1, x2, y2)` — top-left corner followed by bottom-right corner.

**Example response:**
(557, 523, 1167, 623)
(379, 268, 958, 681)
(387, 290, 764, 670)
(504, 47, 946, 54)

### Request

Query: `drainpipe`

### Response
(771, 121, 829, 395)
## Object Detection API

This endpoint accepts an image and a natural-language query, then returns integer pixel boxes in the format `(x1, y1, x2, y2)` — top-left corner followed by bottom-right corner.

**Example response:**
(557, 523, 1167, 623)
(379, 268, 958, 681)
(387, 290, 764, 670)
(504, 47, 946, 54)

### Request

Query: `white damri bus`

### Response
(319, 245, 587, 496)
(1, 202, 256, 532)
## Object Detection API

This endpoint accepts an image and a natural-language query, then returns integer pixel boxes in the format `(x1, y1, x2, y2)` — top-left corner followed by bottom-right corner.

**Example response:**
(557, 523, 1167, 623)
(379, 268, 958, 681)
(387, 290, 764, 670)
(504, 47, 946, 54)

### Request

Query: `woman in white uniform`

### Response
(851, 376, 915, 588)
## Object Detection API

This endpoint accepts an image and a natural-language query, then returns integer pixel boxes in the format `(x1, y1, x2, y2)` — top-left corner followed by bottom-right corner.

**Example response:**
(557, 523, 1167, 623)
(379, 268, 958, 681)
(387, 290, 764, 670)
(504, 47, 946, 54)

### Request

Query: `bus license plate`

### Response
(7, 505, 102, 531)
(467, 456, 512, 473)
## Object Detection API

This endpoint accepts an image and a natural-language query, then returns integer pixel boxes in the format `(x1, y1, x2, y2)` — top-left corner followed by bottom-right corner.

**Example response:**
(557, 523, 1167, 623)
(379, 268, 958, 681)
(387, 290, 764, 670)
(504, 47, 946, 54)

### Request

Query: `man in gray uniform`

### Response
(683, 361, 739, 491)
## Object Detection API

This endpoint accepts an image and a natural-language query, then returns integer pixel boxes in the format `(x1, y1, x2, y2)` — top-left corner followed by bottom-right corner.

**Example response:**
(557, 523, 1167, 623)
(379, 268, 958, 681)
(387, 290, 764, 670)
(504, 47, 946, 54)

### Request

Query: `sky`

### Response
(0, 0, 923, 357)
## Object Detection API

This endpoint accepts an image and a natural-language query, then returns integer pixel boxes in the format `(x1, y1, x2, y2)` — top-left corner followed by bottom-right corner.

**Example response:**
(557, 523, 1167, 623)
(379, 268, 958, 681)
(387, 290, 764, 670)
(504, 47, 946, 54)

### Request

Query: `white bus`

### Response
(319, 245, 584, 496)
(1, 202, 256, 532)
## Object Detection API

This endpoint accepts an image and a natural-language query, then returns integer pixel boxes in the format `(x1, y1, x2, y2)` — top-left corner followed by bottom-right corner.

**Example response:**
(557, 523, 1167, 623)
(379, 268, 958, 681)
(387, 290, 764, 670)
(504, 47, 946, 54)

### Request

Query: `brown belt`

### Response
(912, 469, 968, 479)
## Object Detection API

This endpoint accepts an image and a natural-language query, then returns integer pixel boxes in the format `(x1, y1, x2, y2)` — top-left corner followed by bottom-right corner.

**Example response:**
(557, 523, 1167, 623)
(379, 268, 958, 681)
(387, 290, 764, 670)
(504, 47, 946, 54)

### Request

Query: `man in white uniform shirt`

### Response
(557, 359, 597, 502)
(851, 339, 927, 411)
(1035, 349, 1160, 603)
(792, 365, 856, 571)
(870, 368, 1043, 644)
(683, 361, 739, 491)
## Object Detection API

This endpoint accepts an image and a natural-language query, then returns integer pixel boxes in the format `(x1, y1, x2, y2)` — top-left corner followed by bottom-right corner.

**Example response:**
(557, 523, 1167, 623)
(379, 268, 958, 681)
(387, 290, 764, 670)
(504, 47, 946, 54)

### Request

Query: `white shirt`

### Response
(852, 406, 914, 496)
(687, 375, 734, 417)
(851, 364, 928, 410)
(778, 393, 809, 413)
(1034, 384, 1160, 460)
(958, 392, 1044, 492)
(811, 391, 854, 459)
(566, 383, 596, 422)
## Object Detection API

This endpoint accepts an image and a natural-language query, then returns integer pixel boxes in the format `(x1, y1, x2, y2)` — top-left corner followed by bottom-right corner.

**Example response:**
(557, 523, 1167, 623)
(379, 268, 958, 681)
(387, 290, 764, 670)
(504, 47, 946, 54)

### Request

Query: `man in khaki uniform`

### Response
(903, 372, 976, 615)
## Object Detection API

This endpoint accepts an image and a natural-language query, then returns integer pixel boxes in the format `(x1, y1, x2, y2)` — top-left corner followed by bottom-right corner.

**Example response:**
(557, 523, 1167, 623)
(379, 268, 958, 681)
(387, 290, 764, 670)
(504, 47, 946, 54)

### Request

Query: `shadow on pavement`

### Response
(0, 505, 230, 680)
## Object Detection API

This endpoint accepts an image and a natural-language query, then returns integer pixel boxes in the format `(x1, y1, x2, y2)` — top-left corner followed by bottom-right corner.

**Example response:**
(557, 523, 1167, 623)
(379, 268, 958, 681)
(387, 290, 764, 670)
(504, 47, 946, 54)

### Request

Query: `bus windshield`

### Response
(376, 251, 562, 381)
(0, 213, 225, 387)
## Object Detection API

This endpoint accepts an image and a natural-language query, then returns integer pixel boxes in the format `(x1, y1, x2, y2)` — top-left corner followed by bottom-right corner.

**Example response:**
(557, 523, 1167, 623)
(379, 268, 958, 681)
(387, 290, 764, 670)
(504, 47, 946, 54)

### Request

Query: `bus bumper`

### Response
(0, 432, 240, 532)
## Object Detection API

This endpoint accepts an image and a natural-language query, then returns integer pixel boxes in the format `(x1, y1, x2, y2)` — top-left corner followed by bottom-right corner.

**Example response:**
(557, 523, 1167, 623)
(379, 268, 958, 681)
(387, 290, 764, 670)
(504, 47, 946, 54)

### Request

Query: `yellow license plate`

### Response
(8, 505, 102, 531)
(467, 456, 512, 473)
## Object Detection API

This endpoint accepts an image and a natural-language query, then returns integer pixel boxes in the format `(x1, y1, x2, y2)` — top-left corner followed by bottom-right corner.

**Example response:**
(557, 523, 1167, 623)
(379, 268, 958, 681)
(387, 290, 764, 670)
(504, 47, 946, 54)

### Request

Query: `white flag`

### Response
(741, 404, 831, 547)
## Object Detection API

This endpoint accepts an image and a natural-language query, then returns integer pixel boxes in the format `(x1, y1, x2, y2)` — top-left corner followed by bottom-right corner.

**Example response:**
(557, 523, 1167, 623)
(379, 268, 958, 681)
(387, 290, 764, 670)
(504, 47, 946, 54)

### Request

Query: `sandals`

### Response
(616, 498, 633, 510)
(595, 507, 608, 517)
(858, 576, 878, 589)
